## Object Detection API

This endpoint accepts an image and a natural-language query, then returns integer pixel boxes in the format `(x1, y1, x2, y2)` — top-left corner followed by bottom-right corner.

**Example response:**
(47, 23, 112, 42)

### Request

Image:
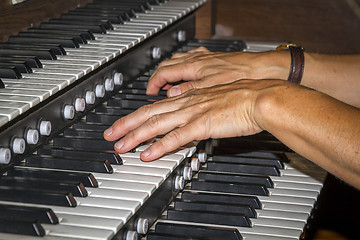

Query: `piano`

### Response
(0, 0, 353, 239)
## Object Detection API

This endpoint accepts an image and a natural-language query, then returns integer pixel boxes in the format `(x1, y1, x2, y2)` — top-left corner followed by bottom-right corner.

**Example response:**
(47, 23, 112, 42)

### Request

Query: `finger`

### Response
(114, 105, 198, 153)
(146, 62, 201, 95)
(140, 119, 207, 161)
(103, 100, 183, 141)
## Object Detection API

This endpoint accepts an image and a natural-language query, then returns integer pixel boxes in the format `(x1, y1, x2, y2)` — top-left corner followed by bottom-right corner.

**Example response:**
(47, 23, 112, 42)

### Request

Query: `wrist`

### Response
(251, 51, 291, 80)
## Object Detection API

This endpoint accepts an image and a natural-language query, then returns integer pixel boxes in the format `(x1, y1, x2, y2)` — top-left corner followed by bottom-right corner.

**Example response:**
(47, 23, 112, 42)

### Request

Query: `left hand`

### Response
(104, 79, 276, 161)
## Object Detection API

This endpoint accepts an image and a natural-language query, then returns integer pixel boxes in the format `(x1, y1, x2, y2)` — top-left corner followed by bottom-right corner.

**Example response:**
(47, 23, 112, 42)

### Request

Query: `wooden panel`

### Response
(195, 0, 216, 39)
(0, 0, 93, 42)
(215, 0, 360, 54)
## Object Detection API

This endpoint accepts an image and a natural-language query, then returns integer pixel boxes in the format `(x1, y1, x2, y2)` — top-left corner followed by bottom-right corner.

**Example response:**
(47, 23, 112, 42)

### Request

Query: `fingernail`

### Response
(104, 127, 113, 137)
(115, 139, 124, 150)
(169, 86, 181, 97)
(141, 149, 151, 159)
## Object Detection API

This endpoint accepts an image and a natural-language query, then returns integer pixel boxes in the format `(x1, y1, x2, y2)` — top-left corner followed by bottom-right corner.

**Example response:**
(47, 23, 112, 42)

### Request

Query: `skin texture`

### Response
(104, 48, 360, 189)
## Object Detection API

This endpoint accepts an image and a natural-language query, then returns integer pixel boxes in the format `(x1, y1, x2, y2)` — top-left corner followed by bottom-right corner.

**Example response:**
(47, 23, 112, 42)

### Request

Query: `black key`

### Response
(86, 113, 124, 124)
(38, 146, 122, 165)
(0, 46, 57, 60)
(61, 13, 123, 25)
(18, 31, 86, 44)
(94, 106, 134, 115)
(0, 187, 77, 207)
(73, 122, 110, 132)
(25, 154, 113, 173)
(191, 180, 269, 196)
(121, 87, 168, 96)
(27, 28, 95, 40)
(213, 148, 289, 162)
(53, 136, 115, 152)
(0, 43, 66, 56)
(8, 167, 98, 188)
(48, 19, 112, 31)
(0, 55, 42, 68)
(0, 79, 4, 88)
(63, 128, 106, 138)
(131, 81, 148, 89)
(107, 98, 152, 109)
(155, 222, 243, 240)
(212, 155, 284, 169)
(40, 22, 106, 34)
(167, 209, 251, 227)
(174, 200, 256, 218)
(8, 35, 80, 48)
(147, 233, 203, 240)
(0, 176, 87, 197)
(216, 137, 290, 152)
(0, 218, 45, 236)
(0, 60, 32, 73)
(206, 161, 280, 176)
(115, 92, 165, 101)
(197, 171, 274, 188)
(0, 203, 58, 224)
(0, 65, 22, 79)
(181, 191, 262, 209)
(70, 9, 129, 21)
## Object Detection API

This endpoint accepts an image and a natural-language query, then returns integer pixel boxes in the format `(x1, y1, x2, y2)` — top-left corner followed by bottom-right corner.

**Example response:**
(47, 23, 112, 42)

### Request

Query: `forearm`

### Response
(256, 82, 360, 188)
(301, 53, 360, 107)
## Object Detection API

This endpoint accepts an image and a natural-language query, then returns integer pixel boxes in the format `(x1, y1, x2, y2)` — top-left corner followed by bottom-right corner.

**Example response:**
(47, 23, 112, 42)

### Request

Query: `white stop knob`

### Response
(0, 148, 11, 164)
(174, 175, 185, 190)
(197, 149, 207, 163)
(74, 98, 86, 112)
(12, 138, 25, 154)
(113, 72, 123, 86)
(177, 30, 186, 42)
(183, 166, 193, 180)
(125, 230, 138, 240)
(151, 47, 161, 59)
(104, 77, 114, 91)
(191, 157, 200, 172)
(26, 129, 39, 145)
(39, 120, 52, 136)
(85, 91, 96, 105)
(136, 218, 148, 234)
(63, 105, 75, 120)
(95, 84, 105, 98)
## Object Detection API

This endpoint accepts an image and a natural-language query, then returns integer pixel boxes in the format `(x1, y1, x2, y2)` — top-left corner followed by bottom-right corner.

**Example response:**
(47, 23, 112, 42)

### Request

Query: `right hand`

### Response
(146, 47, 290, 97)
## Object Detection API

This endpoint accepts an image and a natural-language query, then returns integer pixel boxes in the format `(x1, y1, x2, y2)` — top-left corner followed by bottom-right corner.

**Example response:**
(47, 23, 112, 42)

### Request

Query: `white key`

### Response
(0, 115, 8, 127)
(42, 64, 92, 75)
(112, 164, 171, 179)
(41, 59, 100, 71)
(75, 196, 141, 213)
(256, 209, 309, 222)
(258, 195, 316, 207)
(0, 88, 49, 101)
(32, 68, 84, 80)
(3, 78, 67, 91)
(0, 107, 19, 120)
(0, 100, 30, 114)
(87, 187, 148, 205)
(0, 233, 84, 240)
(121, 157, 177, 170)
(252, 218, 306, 230)
(5, 83, 59, 95)
(92, 172, 163, 187)
(97, 179, 156, 195)
(104, 32, 145, 42)
(120, 152, 184, 164)
(22, 73, 76, 85)
(243, 234, 297, 240)
(269, 188, 319, 199)
(0, 94, 40, 107)
(270, 175, 323, 185)
(262, 202, 313, 214)
(66, 49, 115, 61)
(57, 213, 123, 232)
(272, 181, 322, 192)
(44, 224, 114, 240)
(58, 55, 106, 65)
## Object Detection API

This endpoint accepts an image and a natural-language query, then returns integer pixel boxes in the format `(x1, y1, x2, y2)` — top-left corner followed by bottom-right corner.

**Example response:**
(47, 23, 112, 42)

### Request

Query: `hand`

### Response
(104, 79, 280, 161)
(146, 47, 290, 97)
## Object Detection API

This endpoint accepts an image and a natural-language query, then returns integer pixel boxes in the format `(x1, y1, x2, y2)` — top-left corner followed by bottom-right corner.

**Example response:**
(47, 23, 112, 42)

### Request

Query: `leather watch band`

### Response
(288, 46, 305, 85)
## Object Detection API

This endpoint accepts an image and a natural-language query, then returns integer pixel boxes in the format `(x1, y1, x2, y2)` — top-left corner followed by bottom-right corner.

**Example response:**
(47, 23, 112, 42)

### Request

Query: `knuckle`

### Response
(147, 115, 161, 130)
(164, 130, 182, 145)
(138, 104, 152, 118)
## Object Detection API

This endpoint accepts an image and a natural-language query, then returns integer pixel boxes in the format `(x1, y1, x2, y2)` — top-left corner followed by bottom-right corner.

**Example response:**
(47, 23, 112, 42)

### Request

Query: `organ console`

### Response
(0, 0, 357, 239)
